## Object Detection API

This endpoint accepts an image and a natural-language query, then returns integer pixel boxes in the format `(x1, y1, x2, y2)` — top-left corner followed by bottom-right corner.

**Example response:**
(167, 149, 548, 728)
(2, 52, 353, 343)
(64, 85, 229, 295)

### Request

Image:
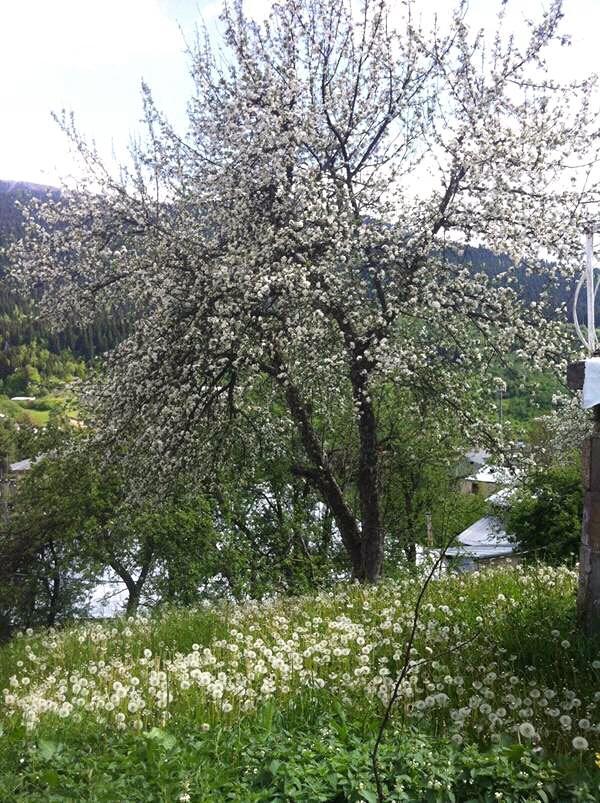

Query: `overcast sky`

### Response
(1, 0, 599, 187)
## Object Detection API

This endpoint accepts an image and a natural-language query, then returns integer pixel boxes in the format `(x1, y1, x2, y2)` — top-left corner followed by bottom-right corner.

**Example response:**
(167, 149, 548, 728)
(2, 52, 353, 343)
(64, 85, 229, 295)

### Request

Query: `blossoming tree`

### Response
(8, 0, 600, 582)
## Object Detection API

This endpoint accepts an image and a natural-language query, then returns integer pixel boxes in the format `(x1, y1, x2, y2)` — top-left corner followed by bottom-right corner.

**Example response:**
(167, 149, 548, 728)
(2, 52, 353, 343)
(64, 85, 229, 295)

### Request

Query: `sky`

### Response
(1, 0, 599, 187)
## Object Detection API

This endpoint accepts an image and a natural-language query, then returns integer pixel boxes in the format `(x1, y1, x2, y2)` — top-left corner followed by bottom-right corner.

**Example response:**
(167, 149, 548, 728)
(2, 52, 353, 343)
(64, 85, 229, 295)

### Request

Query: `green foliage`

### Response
(437, 492, 488, 542)
(0, 337, 86, 397)
(503, 368, 562, 424)
(125, 496, 219, 608)
(489, 356, 563, 429)
(0, 430, 97, 631)
(0, 415, 17, 470)
(505, 457, 582, 563)
(0, 421, 226, 624)
(0, 567, 599, 801)
(1, 718, 598, 802)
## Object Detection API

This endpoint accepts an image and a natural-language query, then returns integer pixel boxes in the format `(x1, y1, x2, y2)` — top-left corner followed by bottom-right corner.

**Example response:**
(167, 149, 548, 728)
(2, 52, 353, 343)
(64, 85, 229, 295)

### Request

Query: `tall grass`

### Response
(1, 564, 600, 801)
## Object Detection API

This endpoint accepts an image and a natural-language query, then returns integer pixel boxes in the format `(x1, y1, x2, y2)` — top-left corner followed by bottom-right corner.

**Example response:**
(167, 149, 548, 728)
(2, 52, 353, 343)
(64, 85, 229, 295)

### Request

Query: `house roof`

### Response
(9, 458, 33, 472)
(9, 454, 46, 473)
(465, 449, 491, 466)
(486, 487, 515, 508)
(464, 465, 514, 485)
(447, 514, 515, 559)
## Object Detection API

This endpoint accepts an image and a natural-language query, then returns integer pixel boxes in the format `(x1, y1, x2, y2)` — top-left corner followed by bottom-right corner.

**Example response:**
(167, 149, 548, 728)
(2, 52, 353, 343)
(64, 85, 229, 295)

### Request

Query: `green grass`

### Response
(0, 393, 76, 427)
(0, 395, 30, 422)
(1, 565, 600, 801)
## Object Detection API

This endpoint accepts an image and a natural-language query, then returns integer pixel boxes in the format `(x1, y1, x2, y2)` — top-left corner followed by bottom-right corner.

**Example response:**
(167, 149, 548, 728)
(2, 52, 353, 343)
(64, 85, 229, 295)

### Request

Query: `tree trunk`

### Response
(45, 541, 61, 627)
(402, 491, 417, 563)
(110, 555, 152, 618)
(404, 542, 417, 563)
(125, 586, 141, 618)
(348, 336, 384, 583)
(281, 377, 364, 579)
(578, 425, 600, 634)
(356, 399, 384, 582)
(110, 564, 138, 616)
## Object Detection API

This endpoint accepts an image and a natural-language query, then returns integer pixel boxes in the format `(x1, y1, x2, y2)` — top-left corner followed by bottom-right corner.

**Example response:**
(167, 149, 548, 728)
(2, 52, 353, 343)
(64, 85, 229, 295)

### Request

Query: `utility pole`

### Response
(567, 227, 600, 635)
(425, 511, 433, 546)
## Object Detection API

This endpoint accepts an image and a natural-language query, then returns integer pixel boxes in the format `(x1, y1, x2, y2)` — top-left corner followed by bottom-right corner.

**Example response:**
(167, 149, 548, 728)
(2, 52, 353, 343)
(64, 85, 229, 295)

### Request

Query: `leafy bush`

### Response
(505, 459, 582, 563)
(1, 716, 598, 802)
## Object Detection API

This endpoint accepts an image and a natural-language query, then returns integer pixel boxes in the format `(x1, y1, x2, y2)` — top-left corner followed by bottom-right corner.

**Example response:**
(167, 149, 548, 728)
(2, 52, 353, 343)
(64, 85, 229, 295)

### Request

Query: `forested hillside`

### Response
(455, 245, 575, 317)
(0, 179, 575, 406)
(0, 181, 128, 396)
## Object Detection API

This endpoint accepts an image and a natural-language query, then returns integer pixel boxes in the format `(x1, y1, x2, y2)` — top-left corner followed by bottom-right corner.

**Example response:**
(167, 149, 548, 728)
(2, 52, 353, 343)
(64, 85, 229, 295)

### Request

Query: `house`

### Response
(417, 470, 519, 573)
(444, 514, 516, 572)
(460, 465, 514, 498)
(452, 469, 518, 568)
(416, 514, 517, 574)
(9, 458, 34, 474)
(2, 455, 42, 495)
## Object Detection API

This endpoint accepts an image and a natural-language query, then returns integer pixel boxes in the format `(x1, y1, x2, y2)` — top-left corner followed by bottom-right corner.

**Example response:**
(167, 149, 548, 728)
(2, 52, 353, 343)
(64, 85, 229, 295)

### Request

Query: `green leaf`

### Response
(41, 768, 61, 788)
(505, 743, 526, 763)
(38, 739, 61, 761)
(143, 727, 177, 751)
(360, 789, 379, 803)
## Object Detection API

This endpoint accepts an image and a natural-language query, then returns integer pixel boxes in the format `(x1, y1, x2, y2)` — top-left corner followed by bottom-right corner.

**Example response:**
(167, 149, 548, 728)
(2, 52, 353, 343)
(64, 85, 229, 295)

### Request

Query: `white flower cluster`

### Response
(5, 1, 598, 574)
(2, 565, 598, 756)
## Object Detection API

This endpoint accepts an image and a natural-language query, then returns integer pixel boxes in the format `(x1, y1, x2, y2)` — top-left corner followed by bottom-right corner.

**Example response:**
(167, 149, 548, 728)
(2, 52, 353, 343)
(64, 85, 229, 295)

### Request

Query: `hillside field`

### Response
(1, 565, 599, 802)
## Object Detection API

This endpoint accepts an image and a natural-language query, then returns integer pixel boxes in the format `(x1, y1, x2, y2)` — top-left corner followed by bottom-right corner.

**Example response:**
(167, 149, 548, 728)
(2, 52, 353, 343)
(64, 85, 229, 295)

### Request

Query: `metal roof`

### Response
(9, 458, 33, 472)
(464, 449, 491, 465)
(486, 488, 515, 508)
(464, 466, 514, 485)
(449, 514, 515, 559)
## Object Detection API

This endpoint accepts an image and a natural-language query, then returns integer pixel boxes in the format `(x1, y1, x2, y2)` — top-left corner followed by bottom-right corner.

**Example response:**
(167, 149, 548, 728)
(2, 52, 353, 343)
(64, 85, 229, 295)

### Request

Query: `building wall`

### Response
(460, 479, 499, 498)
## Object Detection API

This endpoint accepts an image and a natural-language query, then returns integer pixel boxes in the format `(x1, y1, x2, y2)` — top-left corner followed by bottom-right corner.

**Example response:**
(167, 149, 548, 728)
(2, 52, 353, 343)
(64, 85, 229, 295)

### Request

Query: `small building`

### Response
(417, 515, 517, 574)
(444, 514, 516, 572)
(454, 448, 491, 479)
(9, 458, 33, 474)
(461, 465, 513, 498)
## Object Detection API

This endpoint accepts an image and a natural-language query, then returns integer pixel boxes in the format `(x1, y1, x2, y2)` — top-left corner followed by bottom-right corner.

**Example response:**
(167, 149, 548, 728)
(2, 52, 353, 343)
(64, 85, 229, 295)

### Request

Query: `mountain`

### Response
(0, 180, 60, 240)
(0, 180, 577, 352)
(0, 181, 128, 395)
(456, 246, 576, 320)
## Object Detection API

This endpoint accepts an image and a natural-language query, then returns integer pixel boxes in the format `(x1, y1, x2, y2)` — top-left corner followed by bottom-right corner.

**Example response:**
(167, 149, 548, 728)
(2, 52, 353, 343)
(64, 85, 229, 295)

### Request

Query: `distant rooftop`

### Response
(465, 448, 491, 465)
(464, 465, 516, 485)
(9, 454, 45, 473)
(447, 514, 515, 559)
(9, 458, 32, 472)
(487, 487, 515, 508)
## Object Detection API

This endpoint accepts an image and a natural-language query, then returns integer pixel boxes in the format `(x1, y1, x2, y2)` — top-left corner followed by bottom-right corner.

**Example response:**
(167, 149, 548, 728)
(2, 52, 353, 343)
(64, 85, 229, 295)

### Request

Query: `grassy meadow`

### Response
(1, 565, 600, 802)
(0, 394, 77, 428)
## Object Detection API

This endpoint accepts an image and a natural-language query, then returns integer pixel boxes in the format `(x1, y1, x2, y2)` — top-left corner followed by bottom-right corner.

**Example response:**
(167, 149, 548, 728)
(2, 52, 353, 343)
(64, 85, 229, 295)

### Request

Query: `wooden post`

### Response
(567, 361, 600, 634)
(425, 511, 433, 546)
